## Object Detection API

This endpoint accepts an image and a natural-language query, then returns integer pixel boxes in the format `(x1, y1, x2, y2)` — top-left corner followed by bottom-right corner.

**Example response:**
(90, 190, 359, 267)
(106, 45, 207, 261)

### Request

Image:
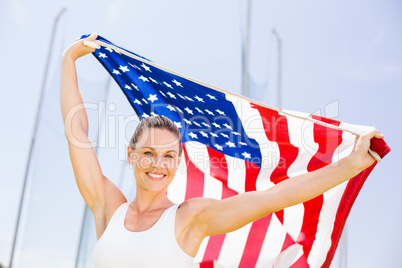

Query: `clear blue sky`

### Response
(0, 0, 401, 267)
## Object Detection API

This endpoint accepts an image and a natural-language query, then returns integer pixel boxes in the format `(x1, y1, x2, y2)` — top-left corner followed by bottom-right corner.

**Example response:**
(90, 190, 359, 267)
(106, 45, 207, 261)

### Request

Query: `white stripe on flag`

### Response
(225, 154, 246, 194)
(255, 214, 287, 268)
(283, 110, 319, 178)
(218, 223, 253, 266)
(273, 242, 304, 268)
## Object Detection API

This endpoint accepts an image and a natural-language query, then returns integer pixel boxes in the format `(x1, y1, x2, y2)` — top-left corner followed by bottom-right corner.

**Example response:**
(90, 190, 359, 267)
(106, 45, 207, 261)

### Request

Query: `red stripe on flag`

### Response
(207, 147, 238, 198)
(199, 261, 214, 268)
(183, 144, 205, 199)
(201, 148, 237, 264)
(281, 233, 296, 252)
(253, 105, 299, 184)
(239, 214, 273, 268)
(297, 116, 342, 258)
(244, 160, 260, 192)
(289, 254, 309, 268)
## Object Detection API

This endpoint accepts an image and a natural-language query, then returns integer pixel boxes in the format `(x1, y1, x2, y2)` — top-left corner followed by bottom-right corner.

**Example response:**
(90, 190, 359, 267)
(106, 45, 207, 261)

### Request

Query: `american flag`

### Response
(88, 35, 390, 268)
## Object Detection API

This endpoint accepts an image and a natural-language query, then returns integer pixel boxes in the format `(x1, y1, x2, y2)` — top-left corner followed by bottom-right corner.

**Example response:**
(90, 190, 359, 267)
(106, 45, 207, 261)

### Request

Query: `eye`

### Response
(165, 155, 174, 158)
(144, 151, 153, 156)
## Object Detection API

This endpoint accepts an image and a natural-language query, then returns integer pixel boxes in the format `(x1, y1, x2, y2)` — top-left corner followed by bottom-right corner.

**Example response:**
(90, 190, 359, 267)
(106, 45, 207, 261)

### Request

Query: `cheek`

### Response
(165, 158, 180, 172)
(134, 155, 153, 169)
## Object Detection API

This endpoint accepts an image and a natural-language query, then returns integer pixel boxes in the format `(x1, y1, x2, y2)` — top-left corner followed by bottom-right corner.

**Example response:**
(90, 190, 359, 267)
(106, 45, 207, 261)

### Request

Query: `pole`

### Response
(272, 28, 282, 108)
(9, 7, 66, 268)
(241, 0, 252, 97)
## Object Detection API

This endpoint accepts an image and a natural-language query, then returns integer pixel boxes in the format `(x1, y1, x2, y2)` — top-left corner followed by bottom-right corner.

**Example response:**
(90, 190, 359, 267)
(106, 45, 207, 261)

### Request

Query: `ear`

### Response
(177, 154, 182, 167)
(127, 145, 134, 165)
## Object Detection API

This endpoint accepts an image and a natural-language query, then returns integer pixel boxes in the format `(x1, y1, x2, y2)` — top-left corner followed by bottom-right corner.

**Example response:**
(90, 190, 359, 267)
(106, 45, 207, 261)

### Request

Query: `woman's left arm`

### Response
(191, 129, 384, 237)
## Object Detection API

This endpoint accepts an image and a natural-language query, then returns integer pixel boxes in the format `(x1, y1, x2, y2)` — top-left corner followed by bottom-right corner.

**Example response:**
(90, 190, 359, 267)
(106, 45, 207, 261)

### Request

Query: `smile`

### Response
(146, 172, 166, 180)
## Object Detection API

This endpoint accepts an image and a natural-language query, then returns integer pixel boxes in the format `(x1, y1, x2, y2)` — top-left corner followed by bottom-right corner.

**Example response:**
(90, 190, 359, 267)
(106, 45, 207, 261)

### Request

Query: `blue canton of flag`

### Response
(89, 35, 262, 166)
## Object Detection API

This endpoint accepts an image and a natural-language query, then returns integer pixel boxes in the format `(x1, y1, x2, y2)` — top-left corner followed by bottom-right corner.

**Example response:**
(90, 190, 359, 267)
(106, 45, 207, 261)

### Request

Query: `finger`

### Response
(88, 32, 98, 41)
(362, 129, 382, 140)
(83, 40, 101, 49)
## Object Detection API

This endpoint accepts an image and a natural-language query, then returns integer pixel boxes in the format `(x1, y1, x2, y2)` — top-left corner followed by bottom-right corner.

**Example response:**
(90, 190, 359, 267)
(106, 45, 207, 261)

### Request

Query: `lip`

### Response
(146, 172, 167, 181)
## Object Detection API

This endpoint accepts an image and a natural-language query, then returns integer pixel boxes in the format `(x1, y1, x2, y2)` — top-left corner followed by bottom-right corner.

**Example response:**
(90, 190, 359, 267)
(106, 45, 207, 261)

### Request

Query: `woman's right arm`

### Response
(60, 34, 126, 228)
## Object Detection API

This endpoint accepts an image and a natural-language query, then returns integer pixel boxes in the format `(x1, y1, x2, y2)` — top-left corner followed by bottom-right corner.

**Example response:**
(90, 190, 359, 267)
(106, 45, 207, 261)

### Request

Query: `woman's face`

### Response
(128, 127, 181, 193)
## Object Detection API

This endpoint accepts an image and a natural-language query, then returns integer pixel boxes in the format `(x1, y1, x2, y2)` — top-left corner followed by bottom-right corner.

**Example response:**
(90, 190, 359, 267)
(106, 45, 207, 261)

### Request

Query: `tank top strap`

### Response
(159, 204, 180, 229)
(108, 202, 129, 227)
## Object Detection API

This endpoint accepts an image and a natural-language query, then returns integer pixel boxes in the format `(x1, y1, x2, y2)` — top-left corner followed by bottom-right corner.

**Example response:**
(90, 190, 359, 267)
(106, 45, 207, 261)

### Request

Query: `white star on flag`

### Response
(134, 99, 142, 105)
(142, 98, 148, 104)
(184, 119, 192, 125)
(193, 121, 200, 127)
(226, 141, 236, 148)
(210, 133, 218, 137)
(205, 109, 214, 116)
(105, 47, 113, 52)
(239, 142, 247, 146)
(159, 90, 167, 97)
(200, 131, 208, 138)
(141, 63, 151, 72)
(212, 122, 221, 128)
(163, 82, 173, 89)
(220, 133, 229, 138)
(131, 83, 139, 91)
(147, 94, 158, 103)
(166, 105, 175, 111)
(216, 109, 225, 115)
(206, 94, 217, 100)
(125, 85, 131, 90)
(113, 69, 121, 75)
(214, 144, 223, 151)
(139, 75, 149, 82)
(189, 132, 197, 139)
(142, 113, 149, 118)
(174, 122, 182, 128)
(195, 107, 204, 114)
(172, 79, 183, 87)
(128, 62, 142, 71)
(149, 77, 158, 84)
(99, 52, 107, 58)
(242, 152, 251, 159)
(223, 123, 232, 130)
(167, 92, 176, 99)
(184, 107, 193, 115)
(194, 95, 204, 102)
(119, 65, 129, 72)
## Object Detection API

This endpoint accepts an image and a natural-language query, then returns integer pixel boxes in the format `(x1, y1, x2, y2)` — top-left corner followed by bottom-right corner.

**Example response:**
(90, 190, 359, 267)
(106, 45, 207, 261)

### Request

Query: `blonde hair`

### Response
(129, 116, 182, 156)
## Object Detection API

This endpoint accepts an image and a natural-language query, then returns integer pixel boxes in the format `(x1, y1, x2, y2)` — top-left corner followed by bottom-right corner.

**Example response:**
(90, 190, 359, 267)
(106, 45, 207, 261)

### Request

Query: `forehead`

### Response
(136, 128, 180, 151)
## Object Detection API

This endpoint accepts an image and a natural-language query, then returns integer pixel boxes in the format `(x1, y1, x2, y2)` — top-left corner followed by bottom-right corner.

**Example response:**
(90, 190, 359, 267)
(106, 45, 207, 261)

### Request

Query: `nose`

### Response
(151, 156, 167, 168)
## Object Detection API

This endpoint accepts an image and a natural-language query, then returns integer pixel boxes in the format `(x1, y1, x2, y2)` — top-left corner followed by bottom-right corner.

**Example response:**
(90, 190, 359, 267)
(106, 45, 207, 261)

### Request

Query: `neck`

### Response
(130, 185, 173, 213)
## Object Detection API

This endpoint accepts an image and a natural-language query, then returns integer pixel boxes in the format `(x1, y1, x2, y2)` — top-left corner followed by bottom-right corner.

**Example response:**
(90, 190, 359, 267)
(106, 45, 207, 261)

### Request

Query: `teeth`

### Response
(147, 173, 164, 178)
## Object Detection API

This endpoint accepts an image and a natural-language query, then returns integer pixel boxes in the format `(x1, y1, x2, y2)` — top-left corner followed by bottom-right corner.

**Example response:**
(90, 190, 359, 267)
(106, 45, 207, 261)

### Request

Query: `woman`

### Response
(60, 33, 384, 267)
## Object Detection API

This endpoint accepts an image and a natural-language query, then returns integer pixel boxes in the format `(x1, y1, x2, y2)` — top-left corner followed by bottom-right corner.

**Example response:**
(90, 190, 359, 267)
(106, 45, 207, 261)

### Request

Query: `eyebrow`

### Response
(141, 147, 178, 153)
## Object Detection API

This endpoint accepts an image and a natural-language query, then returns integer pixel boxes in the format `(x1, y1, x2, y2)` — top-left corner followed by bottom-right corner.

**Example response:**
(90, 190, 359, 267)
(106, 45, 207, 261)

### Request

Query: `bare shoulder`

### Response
(92, 176, 127, 229)
(176, 197, 218, 224)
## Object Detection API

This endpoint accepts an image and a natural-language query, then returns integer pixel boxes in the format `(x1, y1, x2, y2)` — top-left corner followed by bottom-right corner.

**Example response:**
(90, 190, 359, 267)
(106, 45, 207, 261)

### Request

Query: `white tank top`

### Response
(93, 203, 194, 268)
